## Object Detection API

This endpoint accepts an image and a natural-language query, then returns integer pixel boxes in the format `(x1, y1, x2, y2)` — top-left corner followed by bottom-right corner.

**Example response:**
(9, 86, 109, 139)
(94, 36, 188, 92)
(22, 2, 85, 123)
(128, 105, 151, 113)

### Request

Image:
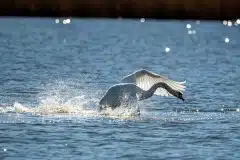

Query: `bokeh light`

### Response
(225, 38, 230, 43)
(223, 20, 227, 25)
(165, 47, 170, 52)
(55, 19, 59, 24)
(140, 18, 145, 23)
(186, 24, 191, 29)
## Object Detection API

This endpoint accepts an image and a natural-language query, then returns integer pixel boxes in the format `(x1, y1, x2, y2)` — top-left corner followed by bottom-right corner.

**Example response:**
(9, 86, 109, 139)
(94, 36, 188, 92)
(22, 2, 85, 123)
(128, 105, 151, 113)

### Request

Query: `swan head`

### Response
(178, 92, 184, 101)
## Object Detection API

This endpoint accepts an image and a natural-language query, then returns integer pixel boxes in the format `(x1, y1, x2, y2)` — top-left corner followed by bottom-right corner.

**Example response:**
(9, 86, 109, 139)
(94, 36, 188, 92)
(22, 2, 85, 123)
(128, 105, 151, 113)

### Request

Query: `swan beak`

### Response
(178, 93, 184, 101)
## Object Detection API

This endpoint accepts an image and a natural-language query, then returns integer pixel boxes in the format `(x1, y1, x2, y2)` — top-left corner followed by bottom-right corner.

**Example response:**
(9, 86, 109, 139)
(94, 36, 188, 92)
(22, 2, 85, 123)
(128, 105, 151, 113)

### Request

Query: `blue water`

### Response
(0, 18, 240, 159)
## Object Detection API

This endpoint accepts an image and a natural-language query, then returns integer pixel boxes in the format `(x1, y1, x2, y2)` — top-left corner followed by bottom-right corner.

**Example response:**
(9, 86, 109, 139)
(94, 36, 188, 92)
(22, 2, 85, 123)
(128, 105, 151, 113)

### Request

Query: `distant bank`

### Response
(0, 0, 239, 20)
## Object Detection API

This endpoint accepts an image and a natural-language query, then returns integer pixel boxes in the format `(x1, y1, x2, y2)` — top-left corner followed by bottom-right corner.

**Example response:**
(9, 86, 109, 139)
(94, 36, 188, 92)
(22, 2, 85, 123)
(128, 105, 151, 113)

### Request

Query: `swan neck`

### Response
(139, 83, 163, 100)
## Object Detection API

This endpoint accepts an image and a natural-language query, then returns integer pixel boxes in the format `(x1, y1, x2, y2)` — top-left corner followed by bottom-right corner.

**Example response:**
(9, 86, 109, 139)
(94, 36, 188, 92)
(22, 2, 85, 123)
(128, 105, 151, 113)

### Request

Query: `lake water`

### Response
(0, 18, 239, 159)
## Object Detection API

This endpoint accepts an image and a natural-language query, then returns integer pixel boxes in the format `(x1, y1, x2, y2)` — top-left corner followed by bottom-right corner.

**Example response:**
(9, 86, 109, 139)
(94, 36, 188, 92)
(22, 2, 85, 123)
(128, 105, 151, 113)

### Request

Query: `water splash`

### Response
(0, 80, 141, 120)
(0, 95, 141, 120)
(10, 98, 138, 119)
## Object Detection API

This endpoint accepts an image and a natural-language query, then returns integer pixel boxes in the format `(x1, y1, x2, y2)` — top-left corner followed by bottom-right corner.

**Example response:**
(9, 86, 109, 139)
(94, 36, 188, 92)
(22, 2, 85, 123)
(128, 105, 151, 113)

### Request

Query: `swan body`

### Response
(99, 82, 184, 111)
(99, 83, 140, 110)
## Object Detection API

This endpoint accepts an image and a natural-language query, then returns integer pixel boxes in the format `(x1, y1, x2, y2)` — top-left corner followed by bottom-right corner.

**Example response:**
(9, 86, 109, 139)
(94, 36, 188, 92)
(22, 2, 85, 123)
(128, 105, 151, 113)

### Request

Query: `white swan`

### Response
(99, 69, 185, 111)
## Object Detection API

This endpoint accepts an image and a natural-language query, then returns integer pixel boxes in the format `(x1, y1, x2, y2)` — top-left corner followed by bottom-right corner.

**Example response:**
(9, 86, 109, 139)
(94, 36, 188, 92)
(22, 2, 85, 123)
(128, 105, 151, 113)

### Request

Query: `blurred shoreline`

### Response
(0, 0, 239, 20)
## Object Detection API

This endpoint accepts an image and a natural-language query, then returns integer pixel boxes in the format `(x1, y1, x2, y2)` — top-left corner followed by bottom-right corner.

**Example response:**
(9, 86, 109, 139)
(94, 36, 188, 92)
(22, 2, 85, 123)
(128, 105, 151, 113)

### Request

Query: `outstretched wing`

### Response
(123, 69, 186, 97)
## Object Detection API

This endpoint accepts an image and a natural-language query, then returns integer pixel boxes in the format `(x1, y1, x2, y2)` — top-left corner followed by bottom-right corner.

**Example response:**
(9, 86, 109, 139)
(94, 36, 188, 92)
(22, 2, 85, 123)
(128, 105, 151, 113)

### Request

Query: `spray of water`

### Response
(0, 80, 141, 119)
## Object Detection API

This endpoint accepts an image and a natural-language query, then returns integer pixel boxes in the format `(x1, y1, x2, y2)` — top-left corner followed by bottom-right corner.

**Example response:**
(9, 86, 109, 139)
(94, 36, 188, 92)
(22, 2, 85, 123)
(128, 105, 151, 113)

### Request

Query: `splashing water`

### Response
(0, 81, 142, 120)
(0, 98, 141, 120)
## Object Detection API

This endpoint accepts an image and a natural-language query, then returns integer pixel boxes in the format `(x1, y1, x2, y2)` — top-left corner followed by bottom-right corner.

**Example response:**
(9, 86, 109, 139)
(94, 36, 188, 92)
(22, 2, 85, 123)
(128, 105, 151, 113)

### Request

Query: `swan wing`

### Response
(135, 70, 186, 97)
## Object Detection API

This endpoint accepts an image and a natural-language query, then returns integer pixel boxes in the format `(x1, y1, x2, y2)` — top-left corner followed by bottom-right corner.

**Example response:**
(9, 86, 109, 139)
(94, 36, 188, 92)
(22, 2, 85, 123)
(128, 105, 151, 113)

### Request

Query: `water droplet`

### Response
(186, 24, 191, 29)
(225, 38, 230, 43)
(192, 30, 196, 34)
(165, 47, 170, 52)
(236, 108, 239, 112)
(3, 148, 7, 152)
(63, 20, 67, 24)
(65, 143, 68, 146)
(223, 20, 227, 25)
(140, 18, 145, 23)
(188, 30, 192, 34)
(196, 20, 200, 24)
(55, 19, 59, 24)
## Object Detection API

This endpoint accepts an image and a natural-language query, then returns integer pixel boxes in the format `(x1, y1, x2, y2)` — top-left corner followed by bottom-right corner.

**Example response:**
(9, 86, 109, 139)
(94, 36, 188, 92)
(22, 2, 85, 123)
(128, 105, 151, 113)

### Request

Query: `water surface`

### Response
(0, 18, 240, 159)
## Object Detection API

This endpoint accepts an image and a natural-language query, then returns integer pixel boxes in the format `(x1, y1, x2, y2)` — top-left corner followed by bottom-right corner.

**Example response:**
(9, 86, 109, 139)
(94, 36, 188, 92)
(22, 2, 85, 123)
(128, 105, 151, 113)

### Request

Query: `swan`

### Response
(121, 69, 186, 97)
(99, 82, 184, 111)
(98, 69, 186, 112)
